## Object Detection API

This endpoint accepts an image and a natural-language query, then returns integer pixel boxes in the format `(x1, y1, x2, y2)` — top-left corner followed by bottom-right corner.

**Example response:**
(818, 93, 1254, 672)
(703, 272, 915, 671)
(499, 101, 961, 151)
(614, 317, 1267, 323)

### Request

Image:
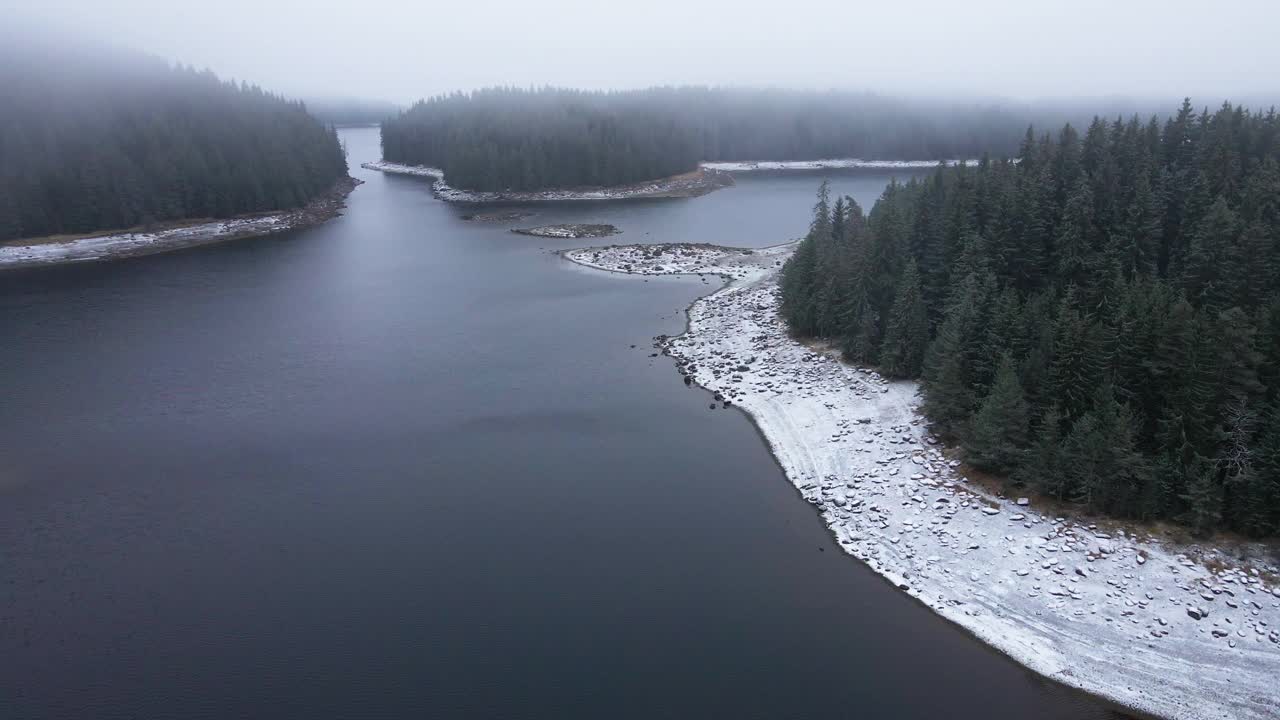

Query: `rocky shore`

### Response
(361, 161, 734, 202)
(0, 176, 361, 270)
(560, 241, 1280, 720)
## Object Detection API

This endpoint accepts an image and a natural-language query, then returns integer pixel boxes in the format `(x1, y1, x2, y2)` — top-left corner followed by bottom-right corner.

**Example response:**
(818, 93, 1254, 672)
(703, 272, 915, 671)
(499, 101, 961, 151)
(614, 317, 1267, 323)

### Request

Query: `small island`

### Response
(512, 224, 620, 239)
(461, 210, 536, 222)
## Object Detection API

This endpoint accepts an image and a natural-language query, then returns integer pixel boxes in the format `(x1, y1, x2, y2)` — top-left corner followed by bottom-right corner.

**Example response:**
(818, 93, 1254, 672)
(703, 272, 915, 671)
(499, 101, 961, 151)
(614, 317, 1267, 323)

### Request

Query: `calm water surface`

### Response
(0, 128, 1124, 719)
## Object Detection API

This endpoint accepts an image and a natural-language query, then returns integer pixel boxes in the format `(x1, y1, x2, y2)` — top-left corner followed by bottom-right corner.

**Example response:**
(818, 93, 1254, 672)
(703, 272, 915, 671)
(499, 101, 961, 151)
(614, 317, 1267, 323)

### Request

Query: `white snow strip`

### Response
(0, 215, 290, 268)
(561, 242, 1280, 720)
(361, 157, 983, 203)
(699, 158, 975, 171)
(361, 161, 725, 202)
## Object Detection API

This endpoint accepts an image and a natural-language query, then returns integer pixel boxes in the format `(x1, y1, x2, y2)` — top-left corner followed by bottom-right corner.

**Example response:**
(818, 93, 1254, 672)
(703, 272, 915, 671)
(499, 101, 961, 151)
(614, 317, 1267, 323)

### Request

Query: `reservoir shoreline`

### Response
(559, 241, 1280, 720)
(360, 157, 976, 203)
(0, 176, 361, 270)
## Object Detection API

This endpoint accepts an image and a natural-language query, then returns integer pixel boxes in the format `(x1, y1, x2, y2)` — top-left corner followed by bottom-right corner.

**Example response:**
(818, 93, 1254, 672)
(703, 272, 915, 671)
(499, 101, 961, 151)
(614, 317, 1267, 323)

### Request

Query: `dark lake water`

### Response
(0, 127, 1124, 719)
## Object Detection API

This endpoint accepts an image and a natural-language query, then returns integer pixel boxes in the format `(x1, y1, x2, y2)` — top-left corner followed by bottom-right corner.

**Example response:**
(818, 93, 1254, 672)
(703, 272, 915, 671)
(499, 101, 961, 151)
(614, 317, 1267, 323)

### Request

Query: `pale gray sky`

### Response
(13, 0, 1280, 105)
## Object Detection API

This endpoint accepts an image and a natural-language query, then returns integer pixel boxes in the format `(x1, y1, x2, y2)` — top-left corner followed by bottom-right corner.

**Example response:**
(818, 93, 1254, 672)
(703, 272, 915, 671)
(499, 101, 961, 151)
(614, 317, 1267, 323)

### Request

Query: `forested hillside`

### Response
(781, 100, 1280, 537)
(0, 38, 349, 242)
(379, 87, 1032, 192)
(304, 97, 401, 127)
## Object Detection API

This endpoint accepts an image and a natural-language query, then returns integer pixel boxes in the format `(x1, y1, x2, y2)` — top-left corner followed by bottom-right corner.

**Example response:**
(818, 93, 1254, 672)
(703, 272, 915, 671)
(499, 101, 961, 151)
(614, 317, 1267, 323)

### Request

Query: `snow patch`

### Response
(0, 215, 289, 268)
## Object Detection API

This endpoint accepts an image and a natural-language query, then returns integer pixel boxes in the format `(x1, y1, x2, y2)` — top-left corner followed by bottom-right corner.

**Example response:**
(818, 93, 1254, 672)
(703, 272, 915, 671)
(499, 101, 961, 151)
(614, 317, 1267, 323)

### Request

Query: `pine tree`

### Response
(923, 276, 983, 437)
(964, 354, 1030, 473)
(1180, 197, 1238, 310)
(1019, 406, 1066, 498)
(780, 188, 832, 336)
(1049, 290, 1104, 421)
(879, 259, 930, 378)
(1078, 386, 1152, 516)
(1180, 454, 1223, 538)
(923, 347, 973, 440)
(780, 236, 819, 335)
(1241, 404, 1280, 536)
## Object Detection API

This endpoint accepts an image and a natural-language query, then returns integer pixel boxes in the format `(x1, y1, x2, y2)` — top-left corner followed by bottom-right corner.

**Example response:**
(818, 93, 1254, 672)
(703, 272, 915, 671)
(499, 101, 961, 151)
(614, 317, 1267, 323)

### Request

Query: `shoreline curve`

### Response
(559, 241, 1280, 720)
(0, 176, 362, 270)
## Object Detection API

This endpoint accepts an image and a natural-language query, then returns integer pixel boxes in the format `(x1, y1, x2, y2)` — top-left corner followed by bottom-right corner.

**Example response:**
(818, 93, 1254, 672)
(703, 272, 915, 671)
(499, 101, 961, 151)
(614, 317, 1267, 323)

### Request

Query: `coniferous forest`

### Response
(379, 87, 1034, 192)
(780, 100, 1280, 537)
(0, 39, 349, 242)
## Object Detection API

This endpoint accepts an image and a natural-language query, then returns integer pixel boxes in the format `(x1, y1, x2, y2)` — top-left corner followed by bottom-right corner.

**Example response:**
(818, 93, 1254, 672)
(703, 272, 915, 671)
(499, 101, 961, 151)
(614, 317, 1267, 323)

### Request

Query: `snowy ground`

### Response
(700, 158, 975, 171)
(361, 161, 730, 202)
(561, 242, 1280, 720)
(0, 215, 290, 268)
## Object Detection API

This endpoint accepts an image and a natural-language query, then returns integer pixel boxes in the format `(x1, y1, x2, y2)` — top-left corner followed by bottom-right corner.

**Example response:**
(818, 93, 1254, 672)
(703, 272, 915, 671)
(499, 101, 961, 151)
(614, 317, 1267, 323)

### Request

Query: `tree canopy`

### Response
(0, 37, 348, 242)
(379, 87, 1038, 192)
(781, 100, 1280, 537)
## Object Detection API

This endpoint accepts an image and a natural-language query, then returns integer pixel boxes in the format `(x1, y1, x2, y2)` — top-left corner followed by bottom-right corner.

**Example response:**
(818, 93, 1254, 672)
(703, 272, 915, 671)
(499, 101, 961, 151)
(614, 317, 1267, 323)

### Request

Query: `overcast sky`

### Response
(13, 0, 1280, 106)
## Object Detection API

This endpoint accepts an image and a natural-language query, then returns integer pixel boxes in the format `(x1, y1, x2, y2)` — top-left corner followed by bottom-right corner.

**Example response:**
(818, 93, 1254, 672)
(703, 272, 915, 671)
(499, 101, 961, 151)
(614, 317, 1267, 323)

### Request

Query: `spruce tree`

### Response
(1049, 290, 1104, 421)
(964, 354, 1030, 473)
(1019, 406, 1066, 499)
(880, 259, 930, 378)
(1180, 455, 1223, 538)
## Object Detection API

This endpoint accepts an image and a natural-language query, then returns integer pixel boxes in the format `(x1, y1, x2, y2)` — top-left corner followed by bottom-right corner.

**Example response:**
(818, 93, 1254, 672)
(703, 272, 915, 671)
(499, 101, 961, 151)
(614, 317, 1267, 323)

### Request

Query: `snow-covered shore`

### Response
(700, 158, 975, 171)
(361, 157, 978, 203)
(0, 177, 360, 270)
(561, 242, 1280, 720)
(361, 161, 732, 202)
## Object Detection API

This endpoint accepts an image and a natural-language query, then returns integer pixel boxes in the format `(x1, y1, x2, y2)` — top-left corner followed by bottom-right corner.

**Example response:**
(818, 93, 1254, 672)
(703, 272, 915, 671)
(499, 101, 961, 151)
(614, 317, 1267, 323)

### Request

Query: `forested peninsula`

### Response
(0, 38, 350, 243)
(379, 87, 1031, 192)
(781, 100, 1280, 537)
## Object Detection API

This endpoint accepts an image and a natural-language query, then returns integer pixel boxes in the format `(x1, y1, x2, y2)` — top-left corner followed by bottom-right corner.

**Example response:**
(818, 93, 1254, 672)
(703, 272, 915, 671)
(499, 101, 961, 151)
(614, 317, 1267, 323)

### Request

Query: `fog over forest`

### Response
(12, 0, 1280, 107)
(7, 4, 1280, 720)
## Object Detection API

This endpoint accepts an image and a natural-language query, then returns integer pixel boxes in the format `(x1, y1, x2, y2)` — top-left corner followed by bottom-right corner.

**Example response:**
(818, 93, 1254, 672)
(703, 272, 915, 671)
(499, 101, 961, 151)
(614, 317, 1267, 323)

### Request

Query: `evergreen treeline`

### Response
(780, 100, 1280, 537)
(304, 97, 402, 127)
(380, 87, 1034, 192)
(0, 38, 348, 242)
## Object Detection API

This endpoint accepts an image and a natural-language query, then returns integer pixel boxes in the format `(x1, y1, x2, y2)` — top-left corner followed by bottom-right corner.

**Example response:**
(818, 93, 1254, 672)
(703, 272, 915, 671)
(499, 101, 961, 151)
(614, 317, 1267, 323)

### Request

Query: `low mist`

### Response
(13, 0, 1280, 108)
